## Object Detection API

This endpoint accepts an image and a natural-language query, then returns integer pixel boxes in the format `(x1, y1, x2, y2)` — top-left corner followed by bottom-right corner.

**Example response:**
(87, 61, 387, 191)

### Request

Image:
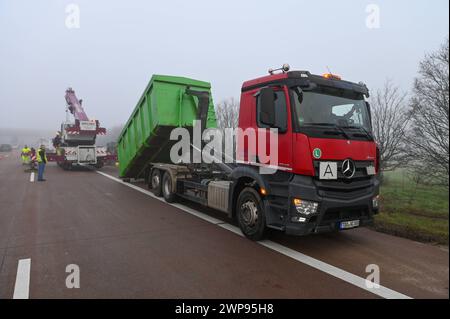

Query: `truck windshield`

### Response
(291, 87, 373, 140)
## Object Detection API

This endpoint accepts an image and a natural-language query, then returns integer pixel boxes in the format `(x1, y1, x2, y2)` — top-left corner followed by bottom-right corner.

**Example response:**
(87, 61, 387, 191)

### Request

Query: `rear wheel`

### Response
(61, 162, 72, 171)
(95, 160, 104, 169)
(162, 172, 176, 203)
(150, 169, 162, 197)
(236, 187, 266, 241)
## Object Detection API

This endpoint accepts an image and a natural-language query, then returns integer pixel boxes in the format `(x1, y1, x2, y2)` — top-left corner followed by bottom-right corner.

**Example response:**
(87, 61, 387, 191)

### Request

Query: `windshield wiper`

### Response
(302, 123, 351, 140)
(341, 126, 374, 140)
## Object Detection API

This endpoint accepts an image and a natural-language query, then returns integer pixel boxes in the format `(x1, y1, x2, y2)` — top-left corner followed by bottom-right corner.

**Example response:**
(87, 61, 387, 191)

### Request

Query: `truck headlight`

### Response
(293, 198, 319, 215)
(372, 195, 380, 209)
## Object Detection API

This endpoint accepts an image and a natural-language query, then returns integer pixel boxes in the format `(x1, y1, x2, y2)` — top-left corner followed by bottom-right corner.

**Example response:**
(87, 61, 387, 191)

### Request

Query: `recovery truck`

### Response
(48, 88, 115, 170)
(117, 67, 380, 240)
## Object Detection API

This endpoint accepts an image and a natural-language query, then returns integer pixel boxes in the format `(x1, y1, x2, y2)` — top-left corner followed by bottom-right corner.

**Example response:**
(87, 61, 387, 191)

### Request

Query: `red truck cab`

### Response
(233, 68, 380, 238)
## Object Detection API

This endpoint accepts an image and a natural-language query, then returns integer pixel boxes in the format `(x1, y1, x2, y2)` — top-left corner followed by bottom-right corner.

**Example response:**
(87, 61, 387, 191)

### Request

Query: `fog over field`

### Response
(0, 126, 121, 148)
(0, 128, 54, 147)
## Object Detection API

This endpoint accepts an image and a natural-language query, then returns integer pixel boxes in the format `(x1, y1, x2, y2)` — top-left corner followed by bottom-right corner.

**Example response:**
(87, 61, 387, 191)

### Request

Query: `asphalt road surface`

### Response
(0, 151, 448, 299)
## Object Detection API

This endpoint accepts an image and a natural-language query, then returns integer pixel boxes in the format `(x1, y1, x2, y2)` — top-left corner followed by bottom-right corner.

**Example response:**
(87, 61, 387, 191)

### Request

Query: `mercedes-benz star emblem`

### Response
(342, 159, 356, 179)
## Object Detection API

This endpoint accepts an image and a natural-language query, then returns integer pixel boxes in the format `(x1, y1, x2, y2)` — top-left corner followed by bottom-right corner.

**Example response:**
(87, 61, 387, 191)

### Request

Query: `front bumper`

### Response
(280, 175, 379, 236)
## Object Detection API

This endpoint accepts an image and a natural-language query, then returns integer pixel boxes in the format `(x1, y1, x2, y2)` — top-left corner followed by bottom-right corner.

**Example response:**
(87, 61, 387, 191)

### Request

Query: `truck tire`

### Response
(95, 160, 104, 169)
(150, 169, 162, 197)
(236, 187, 266, 241)
(62, 162, 72, 171)
(162, 172, 176, 203)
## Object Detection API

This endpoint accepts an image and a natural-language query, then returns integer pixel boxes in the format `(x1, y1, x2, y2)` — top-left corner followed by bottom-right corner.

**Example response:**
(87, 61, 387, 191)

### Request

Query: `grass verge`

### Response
(374, 170, 449, 245)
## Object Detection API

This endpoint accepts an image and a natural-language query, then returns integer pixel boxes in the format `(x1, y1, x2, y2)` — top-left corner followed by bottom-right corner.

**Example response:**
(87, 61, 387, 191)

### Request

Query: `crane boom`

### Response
(65, 88, 89, 121)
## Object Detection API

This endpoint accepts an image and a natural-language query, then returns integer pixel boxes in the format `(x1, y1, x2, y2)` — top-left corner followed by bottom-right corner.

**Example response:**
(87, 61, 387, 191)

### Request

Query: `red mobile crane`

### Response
(47, 88, 115, 169)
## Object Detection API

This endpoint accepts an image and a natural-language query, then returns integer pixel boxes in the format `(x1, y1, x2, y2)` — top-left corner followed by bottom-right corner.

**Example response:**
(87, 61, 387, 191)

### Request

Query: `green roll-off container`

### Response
(117, 75, 217, 178)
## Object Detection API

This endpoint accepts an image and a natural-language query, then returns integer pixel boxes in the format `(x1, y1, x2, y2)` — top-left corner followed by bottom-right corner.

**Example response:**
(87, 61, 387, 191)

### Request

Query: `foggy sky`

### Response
(0, 0, 448, 131)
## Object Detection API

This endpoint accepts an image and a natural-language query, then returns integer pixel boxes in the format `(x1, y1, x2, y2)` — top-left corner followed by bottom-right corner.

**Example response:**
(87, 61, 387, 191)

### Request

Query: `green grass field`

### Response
(374, 170, 449, 245)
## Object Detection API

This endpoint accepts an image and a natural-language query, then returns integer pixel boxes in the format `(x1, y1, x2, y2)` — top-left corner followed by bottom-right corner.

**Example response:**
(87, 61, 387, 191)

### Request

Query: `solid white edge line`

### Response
(217, 223, 244, 236)
(97, 171, 412, 299)
(96, 171, 223, 225)
(30, 172, 35, 183)
(258, 240, 411, 299)
(13, 258, 31, 299)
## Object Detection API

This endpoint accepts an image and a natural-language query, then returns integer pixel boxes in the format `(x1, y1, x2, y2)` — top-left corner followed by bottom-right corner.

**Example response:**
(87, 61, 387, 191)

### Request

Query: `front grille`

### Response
(313, 160, 375, 199)
(314, 160, 374, 180)
(315, 178, 374, 199)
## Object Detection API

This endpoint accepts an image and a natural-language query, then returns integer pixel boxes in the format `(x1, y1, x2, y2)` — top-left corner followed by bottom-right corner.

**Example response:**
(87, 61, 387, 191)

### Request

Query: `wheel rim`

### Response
(240, 200, 258, 228)
(152, 173, 160, 189)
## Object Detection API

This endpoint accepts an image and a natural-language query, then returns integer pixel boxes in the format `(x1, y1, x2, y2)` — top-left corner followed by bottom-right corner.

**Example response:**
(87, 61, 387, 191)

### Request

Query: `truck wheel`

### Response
(95, 160, 104, 169)
(236, 187, 266, 241)
(150, 169, 162, 197)
(162, 172, 176, 203)
(62, 162, 72, 171)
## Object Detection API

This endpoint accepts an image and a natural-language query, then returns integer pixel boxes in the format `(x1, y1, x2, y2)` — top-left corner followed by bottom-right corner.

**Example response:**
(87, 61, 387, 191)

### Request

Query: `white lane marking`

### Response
(13, 258, 31, 299)
(217, 223, 410, 299)
(30, 172, 35, 183)
(96, 171, 224, 225)
(258, 241, 411, 299)
(97, 171, 412, 299)
(217, 223, 244, 236)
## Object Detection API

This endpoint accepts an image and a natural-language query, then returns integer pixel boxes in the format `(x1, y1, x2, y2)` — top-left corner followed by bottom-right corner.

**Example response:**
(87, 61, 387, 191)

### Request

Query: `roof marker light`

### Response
(323, 73, 342, 80)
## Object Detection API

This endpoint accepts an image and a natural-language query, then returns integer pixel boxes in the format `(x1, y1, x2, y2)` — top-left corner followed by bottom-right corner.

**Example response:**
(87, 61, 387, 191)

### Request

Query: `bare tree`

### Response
(371, 80, 411, 171)
(407, 38, 449, 186)
(215, 97, 239, 129)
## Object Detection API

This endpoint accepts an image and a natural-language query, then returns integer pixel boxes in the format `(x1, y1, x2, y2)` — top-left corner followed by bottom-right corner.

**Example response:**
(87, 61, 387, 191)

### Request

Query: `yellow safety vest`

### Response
(22, 147, 31, 155)
(36, 148, 48, 163)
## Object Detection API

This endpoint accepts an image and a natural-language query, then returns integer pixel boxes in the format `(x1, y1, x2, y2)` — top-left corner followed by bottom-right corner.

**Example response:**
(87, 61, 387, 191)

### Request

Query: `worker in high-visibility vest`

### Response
(21, 145, 31, 165)
(36, 145, 48, 182)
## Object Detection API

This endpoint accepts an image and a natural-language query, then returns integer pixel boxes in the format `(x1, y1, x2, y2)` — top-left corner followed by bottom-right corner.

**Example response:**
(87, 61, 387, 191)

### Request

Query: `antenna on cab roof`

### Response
(323, 66, 342, 80)
(326, 66, 333, 76)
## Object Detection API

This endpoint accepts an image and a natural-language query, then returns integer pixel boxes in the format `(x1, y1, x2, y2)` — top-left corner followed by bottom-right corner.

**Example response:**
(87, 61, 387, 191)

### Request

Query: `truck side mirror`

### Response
(259, 87, 276, 127)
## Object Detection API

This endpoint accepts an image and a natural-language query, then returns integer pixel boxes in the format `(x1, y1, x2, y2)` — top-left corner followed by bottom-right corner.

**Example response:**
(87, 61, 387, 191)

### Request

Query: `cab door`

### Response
(255, 86, 293, 173)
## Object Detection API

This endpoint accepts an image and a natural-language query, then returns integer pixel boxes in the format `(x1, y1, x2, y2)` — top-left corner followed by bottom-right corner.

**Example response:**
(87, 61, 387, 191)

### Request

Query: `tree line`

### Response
(372, 38, 449, 186)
